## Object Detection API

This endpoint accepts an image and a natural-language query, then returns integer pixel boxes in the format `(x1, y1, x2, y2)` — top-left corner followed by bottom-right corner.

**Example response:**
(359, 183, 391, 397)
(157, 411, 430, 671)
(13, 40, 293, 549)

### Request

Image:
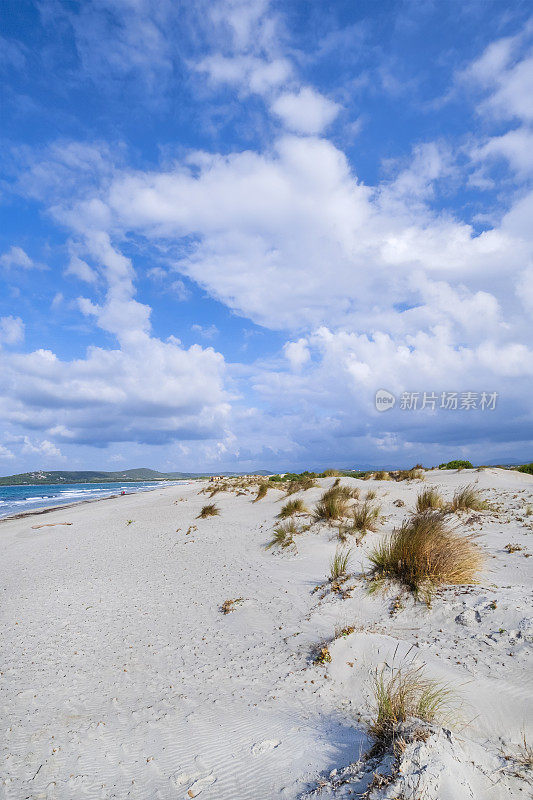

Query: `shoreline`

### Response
(0, 481, 187, 523)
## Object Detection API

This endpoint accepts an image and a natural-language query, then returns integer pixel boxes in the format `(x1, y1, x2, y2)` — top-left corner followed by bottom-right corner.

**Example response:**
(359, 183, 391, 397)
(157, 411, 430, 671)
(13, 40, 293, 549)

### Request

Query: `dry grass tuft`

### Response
(368, 511, 483, 601)
(504, 543, 523, 553)
(220, 597, 243, 614)
(266, 519, 300, 550)
(329, 545, 352, 582)
(253, 483, 268, 502)
(451, 484, 489, 512)
(415, 487, 444, 513)
(313, 485, 353, 522)
(503, 733, 533, 776)
(323, 468, 341, 477)
(278, 498, 308, 518)
(374, 470, 392, 481)
(334, 624, 355, 638)
(198, 503, 220, 518)
(395, 468, 425, 482)
(370, 662, 453, 745)
(352, 500, 381, 534)
(285, 477, 317, 495)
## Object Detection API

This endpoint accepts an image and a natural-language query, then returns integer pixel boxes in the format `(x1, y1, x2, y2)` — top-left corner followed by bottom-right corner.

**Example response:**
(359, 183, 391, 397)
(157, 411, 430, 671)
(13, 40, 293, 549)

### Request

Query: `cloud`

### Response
(21, 437, 63, 459)
(76, 133, 529, 337)
(0, 246, 41, 271)
(2, 6, 532, 467)
(191, 323, 219, 339)
(66, 254, 99, 284)
(284, 338, 310, 369)
(0, 316, 25, 345)
(271, 87, 341, 134)
(169, 279, 191, 301)
(0, 334, 229, 448)
(0, 444, 15, 460)
(42, 0, 176, 101)
(196, 54, 292, 95)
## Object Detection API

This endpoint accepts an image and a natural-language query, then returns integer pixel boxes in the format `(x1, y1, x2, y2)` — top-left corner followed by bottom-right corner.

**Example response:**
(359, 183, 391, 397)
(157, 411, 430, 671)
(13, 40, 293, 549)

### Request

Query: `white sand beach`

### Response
(1, 468, 532, 799)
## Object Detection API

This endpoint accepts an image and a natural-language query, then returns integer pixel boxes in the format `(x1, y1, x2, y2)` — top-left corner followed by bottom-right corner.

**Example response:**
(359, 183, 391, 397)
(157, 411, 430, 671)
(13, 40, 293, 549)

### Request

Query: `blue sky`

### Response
(0, 0, 532, 473)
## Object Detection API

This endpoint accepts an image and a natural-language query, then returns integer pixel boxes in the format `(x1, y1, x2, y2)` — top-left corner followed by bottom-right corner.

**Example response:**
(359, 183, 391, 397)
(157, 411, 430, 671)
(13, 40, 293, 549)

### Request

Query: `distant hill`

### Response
(0, 468, 273, 486)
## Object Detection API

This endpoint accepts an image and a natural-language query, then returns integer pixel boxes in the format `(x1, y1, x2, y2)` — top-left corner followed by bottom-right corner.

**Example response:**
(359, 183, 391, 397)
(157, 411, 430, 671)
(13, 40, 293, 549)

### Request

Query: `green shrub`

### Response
(438, 460, 473, 470)
(516, 463, 533, 475)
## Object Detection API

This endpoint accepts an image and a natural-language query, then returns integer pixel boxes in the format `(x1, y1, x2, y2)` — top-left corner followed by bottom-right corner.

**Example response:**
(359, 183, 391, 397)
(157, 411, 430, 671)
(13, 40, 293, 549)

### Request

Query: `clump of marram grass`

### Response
(374, 470, 392, 481)
(198, 503, 220, 518)
(502, 733, 533, 777)
(352, 500, 381, 535)
(285, 476, 317, 495)
(369, 662, 454, 746)
(329, 545, 352, 582)
(323, 468, 341, 477)
(278, 498, 308, 518)
(253, 483, 268, 502)
(313, 485, 353, 523)
(395, 467, 425, 482)
(266, 520, 300, 550)
(368, 511, 483, 602)
(415, 487, 444, 513)
(451, 484, 489, 512)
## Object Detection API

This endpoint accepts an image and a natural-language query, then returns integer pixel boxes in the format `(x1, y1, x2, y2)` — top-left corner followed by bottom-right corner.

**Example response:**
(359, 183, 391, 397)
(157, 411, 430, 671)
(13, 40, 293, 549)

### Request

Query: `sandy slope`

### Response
(0, 469, 531, 799)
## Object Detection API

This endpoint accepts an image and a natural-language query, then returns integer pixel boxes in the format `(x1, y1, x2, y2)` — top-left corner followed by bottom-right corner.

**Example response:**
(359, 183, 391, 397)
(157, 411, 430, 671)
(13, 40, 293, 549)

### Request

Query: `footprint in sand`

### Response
(171, 772, 216, 797)
(186, 775, 216, 797)
(251, 739, 280, 756)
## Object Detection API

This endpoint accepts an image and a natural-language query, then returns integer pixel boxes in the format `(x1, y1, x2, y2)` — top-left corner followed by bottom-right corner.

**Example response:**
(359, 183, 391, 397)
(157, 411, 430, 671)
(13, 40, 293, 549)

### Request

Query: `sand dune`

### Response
(1, 469, 531, 799)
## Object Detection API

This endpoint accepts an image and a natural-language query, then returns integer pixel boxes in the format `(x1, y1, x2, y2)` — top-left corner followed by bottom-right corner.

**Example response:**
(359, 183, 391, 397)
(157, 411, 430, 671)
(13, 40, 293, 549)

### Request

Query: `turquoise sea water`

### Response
(0, 481, 184, 519)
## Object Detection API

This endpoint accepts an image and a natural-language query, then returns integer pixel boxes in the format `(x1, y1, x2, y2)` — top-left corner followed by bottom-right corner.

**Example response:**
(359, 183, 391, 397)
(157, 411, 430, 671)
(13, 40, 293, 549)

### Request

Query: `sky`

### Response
(0, 0, 532, 474)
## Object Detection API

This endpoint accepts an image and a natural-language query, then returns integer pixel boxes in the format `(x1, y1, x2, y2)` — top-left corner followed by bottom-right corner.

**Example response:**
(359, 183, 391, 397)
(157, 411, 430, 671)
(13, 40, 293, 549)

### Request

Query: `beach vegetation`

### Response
(516, 463, 533, 475)
(220, 598, 244, 614)
(198, 503, 220, 518)
(278, 498, 308, 518)
(368, 511, 483, 602)
(329, 545, 352, 582)
(439, 460, 473, 470)
(369, 662, 453, 746)
(352, 500, 381, 535)
(314, 644, 332, 665)
(415, 488, 444, 513)
(313, 485, 353, 522)
(450, 484, 488, 511)
(266, 519, 300, 550)
(253, 483, 268, 502)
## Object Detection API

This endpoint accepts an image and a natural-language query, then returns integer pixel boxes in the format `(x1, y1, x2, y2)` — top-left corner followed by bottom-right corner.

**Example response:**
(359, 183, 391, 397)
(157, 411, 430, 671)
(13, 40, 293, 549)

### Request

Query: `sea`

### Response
(0, 481, 185, 519)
